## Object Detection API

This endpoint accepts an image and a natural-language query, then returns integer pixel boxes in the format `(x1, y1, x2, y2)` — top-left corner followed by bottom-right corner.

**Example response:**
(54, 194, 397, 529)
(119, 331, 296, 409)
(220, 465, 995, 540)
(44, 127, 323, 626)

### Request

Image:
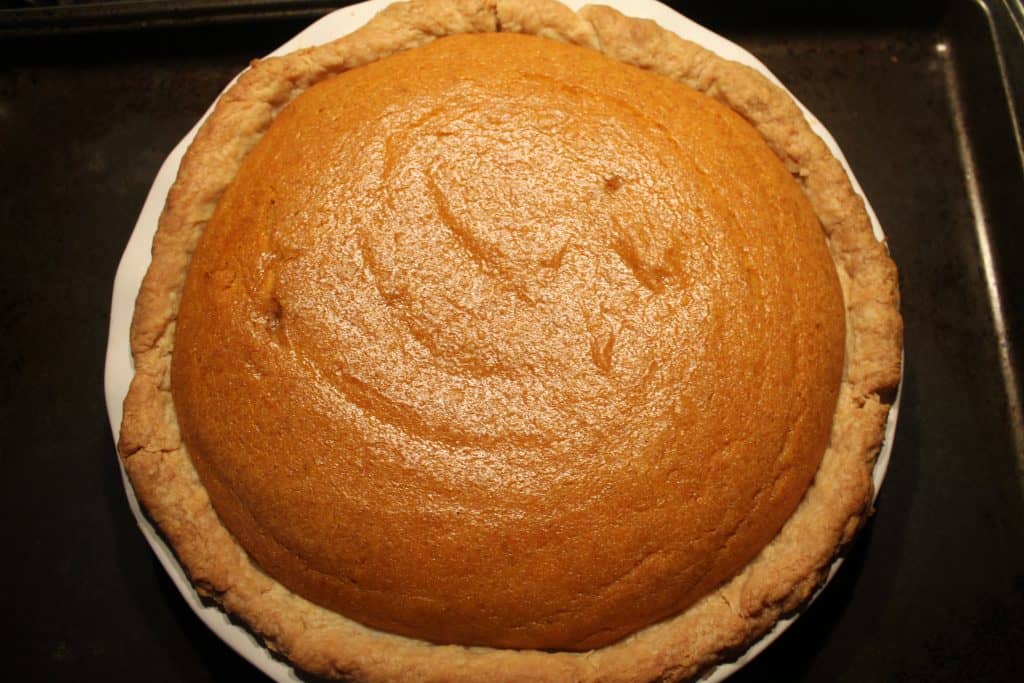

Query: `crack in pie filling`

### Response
(119, 0, 902, 679)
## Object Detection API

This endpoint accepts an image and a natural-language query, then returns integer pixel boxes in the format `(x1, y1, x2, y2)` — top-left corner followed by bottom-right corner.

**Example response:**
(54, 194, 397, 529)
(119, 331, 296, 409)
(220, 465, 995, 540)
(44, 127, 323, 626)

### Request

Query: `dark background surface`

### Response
(2, 1, 1023, 680)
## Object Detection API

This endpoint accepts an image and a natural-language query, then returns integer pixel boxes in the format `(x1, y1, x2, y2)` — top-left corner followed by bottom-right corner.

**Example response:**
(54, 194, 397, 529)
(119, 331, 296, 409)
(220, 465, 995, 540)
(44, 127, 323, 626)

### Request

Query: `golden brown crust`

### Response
(118, 0, 903, 680)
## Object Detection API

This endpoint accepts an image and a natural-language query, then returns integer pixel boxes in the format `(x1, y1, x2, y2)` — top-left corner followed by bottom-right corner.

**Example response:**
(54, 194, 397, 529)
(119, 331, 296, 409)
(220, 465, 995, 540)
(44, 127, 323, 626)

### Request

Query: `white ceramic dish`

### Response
(103, 1, 902, 679)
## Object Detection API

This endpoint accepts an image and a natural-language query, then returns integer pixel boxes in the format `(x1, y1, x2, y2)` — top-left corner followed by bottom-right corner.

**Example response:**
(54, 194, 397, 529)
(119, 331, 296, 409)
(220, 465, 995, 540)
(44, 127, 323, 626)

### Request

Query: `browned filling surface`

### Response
(171, 32, 845, 651)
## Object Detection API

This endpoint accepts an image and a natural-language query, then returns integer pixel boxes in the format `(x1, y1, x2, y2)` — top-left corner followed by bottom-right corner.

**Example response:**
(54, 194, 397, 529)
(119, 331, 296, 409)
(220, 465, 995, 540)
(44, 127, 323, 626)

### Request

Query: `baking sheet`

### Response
(102, 1, 902, 679)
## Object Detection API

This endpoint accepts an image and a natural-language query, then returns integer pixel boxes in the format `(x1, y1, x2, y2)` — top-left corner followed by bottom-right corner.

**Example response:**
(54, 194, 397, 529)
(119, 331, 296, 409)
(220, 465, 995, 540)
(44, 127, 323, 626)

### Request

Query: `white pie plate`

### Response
(104, 0, 902, 679)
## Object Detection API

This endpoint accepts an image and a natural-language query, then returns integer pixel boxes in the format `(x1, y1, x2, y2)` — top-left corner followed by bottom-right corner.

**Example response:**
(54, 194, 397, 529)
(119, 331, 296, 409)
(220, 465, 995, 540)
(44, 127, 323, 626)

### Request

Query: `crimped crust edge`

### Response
(117, 1, 903, 681)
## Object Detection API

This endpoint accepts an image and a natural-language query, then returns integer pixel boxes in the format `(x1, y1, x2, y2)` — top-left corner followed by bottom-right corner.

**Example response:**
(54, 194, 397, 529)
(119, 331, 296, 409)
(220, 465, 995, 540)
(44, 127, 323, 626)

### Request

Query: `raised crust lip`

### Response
(113, 0, 904, 681)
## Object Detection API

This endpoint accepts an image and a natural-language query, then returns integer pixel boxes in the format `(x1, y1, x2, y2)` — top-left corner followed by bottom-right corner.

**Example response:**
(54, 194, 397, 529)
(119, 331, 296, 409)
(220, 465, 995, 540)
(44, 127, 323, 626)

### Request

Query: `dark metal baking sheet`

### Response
(1, 1, 1021, 680)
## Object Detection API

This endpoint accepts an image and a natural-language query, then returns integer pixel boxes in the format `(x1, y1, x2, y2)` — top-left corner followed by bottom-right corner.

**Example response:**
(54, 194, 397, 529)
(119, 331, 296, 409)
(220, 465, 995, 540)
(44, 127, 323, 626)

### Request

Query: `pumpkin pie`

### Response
(118, 0, 902, 679)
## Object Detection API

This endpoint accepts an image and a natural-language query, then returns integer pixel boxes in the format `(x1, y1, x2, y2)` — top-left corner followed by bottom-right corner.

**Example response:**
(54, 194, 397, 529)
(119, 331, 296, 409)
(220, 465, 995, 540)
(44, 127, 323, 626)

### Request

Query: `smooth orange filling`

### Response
(172, 32, 845, 650)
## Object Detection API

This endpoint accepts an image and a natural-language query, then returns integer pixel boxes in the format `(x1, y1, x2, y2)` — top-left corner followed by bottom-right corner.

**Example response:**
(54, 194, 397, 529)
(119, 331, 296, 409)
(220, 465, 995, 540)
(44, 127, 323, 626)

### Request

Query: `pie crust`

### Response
(118, 0, 902, 680)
